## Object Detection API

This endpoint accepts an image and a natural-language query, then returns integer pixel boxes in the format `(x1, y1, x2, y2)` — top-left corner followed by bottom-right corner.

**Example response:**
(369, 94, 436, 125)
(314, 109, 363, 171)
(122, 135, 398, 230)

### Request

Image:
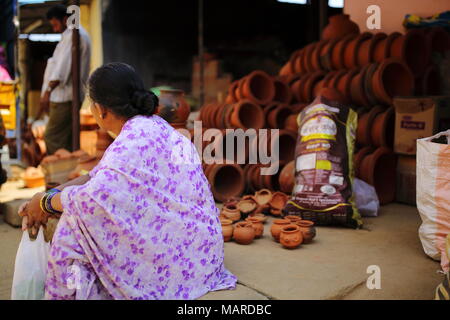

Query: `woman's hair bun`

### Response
(132, 90, 159, 116)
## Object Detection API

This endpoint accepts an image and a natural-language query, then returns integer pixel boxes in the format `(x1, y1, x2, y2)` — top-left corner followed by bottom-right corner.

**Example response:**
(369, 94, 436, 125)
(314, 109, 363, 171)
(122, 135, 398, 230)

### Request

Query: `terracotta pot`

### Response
(359, 147, 397, 205)
(267, 104, 293, 129)
(240, 70, 275, 105)
(245, 217, 264, 238)
(296, 220, 316, 244)
(293, 50, 306, 74)
(363, 62, 380, 106)
(344, 32, 373, 69)
(373, 32, 401, 63)
(269, 192, 289, 210)
(304, 43, 319, 73)
(271, 208, 282, 216)
(235, 77, 247, 101)
(322, 14, 360, 40)
(390, 29, 429, 78)
(350, 65, 370, 107)
(260, 161, 286, 191)
(280, 225, 303, 249)
(237, 199, 257, 214)
(284, 215, 302, 223)
(331, 34, 357, 70)
(279, 160, 295, 194)
(371, 107, 395, 148)
(337, 69, 359, 102)
(221, 219, 234, 242)
(284, 114, 299, 132)
(157, 89, 190, 124)
(254, 189, 273, 206)
(272, 130, 297, 163)
(229, 100, 265, 130)
(426, 26, 450, 55)
(227, 81, 240, 103)
(205, 164, 245, 203)
(319, 38, 340, 71)
(371, 58, 414, 105)
(290, 103, 308, 114)
(270, 219, 291, 242)
(288, 49, 302, 73)
(222, 203, 241, 222)
(291, 74, 311, 103)
(317, 87, 347, 105)
(233, 222, 256, 245)
(248, 212, 268, 223)
(357, 32, 387, 66)
(303, 71, 326, 103)
(417, 64, 441, 96)
(354, 146, 375, 178)
(356, 106, 385, 146)
(311, 40, 329, 71)
(273, 79, 293, 104)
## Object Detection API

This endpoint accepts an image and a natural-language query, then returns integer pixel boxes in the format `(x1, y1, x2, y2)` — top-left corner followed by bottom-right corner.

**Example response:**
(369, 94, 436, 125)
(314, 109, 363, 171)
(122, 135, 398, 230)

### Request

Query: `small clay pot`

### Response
(270, 208, 282, 216)
(280, 225, 303, 249)
(322, 14, 360, 41)
(254, 189, 273, 206)
(371, 107, 395, 148)
(158, 89, 191, 124)
(229, 100, 265, 130)
(270, 219, 291, 242)
(240, 70, 275, 105)
(248, 212, 268, 224)
(233, 222, 256, 245)
(291, 74, 311, 103)
(205, 164, 245, 203)
(227, 81, 240, 103)
(269, 192, 289, 210)
(221, 219, 234, 242)
(237, 199, 257, 214)
(245, 216, 264, 238)
(284, 215, 302, 223)
(273, 79, 293, 104)
(222, 203, 241, 222)
(310, 40, 329, 71)
(279, 160, 295, 194)
(296, 220, 316, 244)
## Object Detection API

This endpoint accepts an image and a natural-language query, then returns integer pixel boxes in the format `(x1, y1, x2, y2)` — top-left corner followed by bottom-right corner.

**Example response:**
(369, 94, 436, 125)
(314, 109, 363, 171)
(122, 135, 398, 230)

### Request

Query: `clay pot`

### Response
(373, 32, 400, 63)
(157, 89, 191, 124)
(271, 208, 282, 216)
(222, 203, 241, 222)
(336, 69, 358, 102)
(417, 64, 441, 96)
(284, 114, 299, 133)
(350, 65, 371, 107)
(354, 146, 375, 178)
(248, 212, 268, 223)
(291, 74, 310, 103)
(273, 79, 293, 104)
(371, 107, 395, 148)
(363, 62, 380, 106)
(227, 81, 240, 103)
(426, 26, 450, 55)
(280, 225, 303, 249)
(319, 38, 340, 71)
(310, 40, 329, 71)
(221, 219, 234, 242)
(260, 161, 286, 191)
(371, 58, 414, 105)
(344, 32, 373, 69)
(270, 219, 291, 242)
(359, 147, 397, 205)
(204, 164, 245, 203)
(303, 71, 326, 103)
(237, 199, 257, 214)
(279, 160, 295, 194)
(240, 70, 275, 105)
(390, 29, 429, 78)
(279, 60, 294, 76)
(254, 189, 273, 206)
(272, 130, 297, 163)
(357, 32, 387, 66)
(233, 222, 256, 245)
(290, 103, 308, 114)
(269, 192, 289, 210)
(245, 216, 264, 238)
(331, 34, 357, 70)
(293, 50, 306, 74)
(296, 220, 316, 244)
(317, 87, 347, 105)
(229, 100, 265, 130)
(267, 104, 293, 129)
(284, 215, 302, 223)
(322, 14, 360, 40)
(356, 106, 385, 146)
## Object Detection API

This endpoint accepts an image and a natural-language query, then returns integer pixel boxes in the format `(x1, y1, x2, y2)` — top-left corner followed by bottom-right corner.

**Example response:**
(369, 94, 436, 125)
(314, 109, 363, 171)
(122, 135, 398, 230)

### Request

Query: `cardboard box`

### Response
(393, 96, 450, 155)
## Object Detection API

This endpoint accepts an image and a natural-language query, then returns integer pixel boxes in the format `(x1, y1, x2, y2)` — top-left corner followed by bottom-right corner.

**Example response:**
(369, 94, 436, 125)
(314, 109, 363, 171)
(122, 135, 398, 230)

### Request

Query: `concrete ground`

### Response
(0, 179, 443, 300)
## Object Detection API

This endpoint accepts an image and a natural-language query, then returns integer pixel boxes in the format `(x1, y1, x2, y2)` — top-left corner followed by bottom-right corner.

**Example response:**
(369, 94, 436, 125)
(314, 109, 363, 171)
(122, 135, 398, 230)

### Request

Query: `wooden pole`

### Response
(319, 0, 328, 39)
(198, 0, 205, 107)
(71, 0, 81, 151)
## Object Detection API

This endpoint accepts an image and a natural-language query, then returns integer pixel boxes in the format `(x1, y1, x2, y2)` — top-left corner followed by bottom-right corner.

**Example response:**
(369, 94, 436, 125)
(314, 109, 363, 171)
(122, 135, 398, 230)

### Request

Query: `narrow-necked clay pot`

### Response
(371, 58, 414, 105)
(229, 100, 265, 130)
(284, 215, 302, 223)
(255, 189, 273, 206)
(245, 217, 264, 238)
(221, 219, 234, 242)
(371, 107, 395, 148)
(373, 32, 401, 63)
(233, 222, 256, 245)
(270, 219, 291, 242)
(205, 164, 245, 203)
(280, 225, 303, 249)
(237, 199, 257, 214)
(270, 192, 289, 210)
(295, 220, 316, 244)
(267, 104, 293, 129)
(354, 146, 375, 178)
(222, 203, 241, 222)
(322, 14, 360, 40)
(279, 160, 295, 194)
(241, 70, 275, 105)
(273, 79, 293, 104)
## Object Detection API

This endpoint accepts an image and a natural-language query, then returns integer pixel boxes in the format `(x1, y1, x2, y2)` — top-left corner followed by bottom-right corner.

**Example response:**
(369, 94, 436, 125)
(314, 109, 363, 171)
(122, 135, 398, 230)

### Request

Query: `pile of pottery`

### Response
(270, 215, 317, 250)
(220, 189, 289, 245)
(157, 89, 191, 129)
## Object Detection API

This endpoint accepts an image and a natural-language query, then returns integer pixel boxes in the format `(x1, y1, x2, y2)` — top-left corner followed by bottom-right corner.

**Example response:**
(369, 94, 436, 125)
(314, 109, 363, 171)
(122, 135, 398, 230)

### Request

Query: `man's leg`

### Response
(44, 101, 73, 155)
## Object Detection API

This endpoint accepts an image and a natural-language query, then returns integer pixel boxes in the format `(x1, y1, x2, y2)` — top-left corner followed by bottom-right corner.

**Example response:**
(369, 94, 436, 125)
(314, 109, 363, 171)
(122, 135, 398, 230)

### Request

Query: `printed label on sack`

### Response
(300, 116, 337, 142)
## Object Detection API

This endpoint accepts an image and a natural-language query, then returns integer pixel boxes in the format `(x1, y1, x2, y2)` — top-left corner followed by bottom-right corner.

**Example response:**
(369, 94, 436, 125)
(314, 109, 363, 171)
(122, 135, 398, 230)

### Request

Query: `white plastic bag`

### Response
(353, 178, 380, 217)
(417, 130, 450, 272)
(11, 229, 50, 300)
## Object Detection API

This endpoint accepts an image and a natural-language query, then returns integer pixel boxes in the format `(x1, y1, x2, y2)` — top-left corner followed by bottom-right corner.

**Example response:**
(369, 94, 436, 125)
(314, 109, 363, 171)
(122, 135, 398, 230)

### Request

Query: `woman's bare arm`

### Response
(54, 174, 91, 191)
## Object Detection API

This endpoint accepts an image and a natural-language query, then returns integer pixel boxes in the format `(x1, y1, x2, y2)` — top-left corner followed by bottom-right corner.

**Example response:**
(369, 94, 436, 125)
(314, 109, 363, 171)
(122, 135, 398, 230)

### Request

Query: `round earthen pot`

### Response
(245, 216, 264, 238)
(390, 29, 429, 78)
(233, 222, 256, 245)
(222, 203, 241, 222)
(240, 70, 275, 105)
(354, 146, 375, 178)
(319, 38, 340, 71)
(373, 32, 401, 63)
(221, 219, 234, 242)
(270, 219, 291, 242)
(359, 147, 398, 205)
(158, 89, 191, 124)
(426, 26, 450, 55)
(280, 225, 303, 249)
(278, 160, 295, 194)
(267, 104, 293, 129)
(284, 215, 302, 223)
(248, 212, 268, 224)
(273, 79, 293, 104)
(293, 50, 306, 74)
(371, 107, 395, 148)
(296, 220, 316, 244)
(322, 14, 360, 40)
(344, 32, 373, 69)
(371, 58, 414, 105)
(303, 43, 318, 73)
(269, 192, 289, 210)
(255, 189, 273, 206)
(205, 164, 245, 203)
(237, 199, 257, 214)
(229, 100, 265, 130)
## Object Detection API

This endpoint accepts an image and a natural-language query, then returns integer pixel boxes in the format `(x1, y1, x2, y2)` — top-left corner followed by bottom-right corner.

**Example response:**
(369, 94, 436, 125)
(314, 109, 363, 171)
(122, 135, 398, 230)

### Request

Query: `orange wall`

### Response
(344, 0, 450, 34)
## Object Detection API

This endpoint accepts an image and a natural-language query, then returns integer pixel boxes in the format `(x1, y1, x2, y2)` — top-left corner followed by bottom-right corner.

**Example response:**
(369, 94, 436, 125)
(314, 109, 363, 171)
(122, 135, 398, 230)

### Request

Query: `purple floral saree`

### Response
(45, 115, 237, 300)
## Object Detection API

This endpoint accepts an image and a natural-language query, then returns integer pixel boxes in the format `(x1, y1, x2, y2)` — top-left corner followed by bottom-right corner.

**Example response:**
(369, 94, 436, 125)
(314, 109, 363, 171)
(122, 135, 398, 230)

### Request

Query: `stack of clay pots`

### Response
(270, 215, 317, 250)
(157, 89, 191, 129)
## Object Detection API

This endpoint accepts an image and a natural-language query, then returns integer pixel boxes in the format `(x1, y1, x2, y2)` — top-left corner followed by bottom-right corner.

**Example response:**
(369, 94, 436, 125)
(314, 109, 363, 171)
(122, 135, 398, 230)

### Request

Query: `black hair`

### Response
(88, 62, 159, 119)
(46, 4, 70, 21)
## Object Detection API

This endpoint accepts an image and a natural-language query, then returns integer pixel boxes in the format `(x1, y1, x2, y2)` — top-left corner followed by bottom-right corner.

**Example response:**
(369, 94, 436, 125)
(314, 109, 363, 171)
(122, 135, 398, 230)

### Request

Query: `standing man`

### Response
(36, 4, 91, 154)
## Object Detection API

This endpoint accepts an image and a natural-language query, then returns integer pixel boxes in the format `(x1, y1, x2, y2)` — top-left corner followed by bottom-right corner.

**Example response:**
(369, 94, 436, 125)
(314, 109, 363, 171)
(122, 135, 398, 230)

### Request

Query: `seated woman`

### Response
(19, 62, 237, 300)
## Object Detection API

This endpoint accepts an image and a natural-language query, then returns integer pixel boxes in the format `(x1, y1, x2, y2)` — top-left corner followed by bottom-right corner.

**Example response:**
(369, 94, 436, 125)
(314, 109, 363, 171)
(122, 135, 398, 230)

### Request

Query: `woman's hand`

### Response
(18, 192, 50, 235)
